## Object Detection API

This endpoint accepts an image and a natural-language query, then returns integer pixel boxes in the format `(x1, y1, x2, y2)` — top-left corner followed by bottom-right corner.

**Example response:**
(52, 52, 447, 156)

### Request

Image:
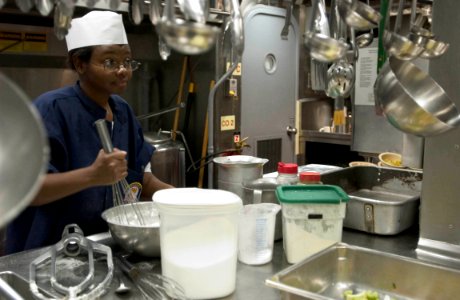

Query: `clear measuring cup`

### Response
(238, 203, 281, 265)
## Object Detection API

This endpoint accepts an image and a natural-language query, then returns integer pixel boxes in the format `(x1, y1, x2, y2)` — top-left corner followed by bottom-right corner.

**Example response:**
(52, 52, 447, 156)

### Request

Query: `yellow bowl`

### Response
(349, 161, 377, 167)
(378, 152, 403, 168)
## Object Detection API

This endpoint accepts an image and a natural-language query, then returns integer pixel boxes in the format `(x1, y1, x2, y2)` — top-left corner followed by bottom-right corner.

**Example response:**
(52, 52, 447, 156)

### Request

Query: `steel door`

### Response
(240, 5, 299, 173)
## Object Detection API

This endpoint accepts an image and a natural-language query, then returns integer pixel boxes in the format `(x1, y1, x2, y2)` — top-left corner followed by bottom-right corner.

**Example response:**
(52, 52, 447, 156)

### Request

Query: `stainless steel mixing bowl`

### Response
(374, 57, 460, 137)
(0, 72, 49, 229)
(102, 202, 161, 257)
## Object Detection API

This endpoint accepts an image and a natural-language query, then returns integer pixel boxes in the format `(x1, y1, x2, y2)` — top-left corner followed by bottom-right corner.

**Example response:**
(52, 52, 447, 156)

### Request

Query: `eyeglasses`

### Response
(98, 59, 141, 72)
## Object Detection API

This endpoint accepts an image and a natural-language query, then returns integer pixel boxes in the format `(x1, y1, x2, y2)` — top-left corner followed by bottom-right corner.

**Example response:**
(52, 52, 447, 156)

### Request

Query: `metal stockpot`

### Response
(213, 155, 268, 199)
(144, 131, 185, 187)
(242, 178, 283, 240)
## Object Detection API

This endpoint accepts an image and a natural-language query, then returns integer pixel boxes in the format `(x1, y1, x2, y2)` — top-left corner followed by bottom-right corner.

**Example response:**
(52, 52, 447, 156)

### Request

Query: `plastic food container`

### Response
(276, 185, 349, 264)
(153, 188, 242, 300)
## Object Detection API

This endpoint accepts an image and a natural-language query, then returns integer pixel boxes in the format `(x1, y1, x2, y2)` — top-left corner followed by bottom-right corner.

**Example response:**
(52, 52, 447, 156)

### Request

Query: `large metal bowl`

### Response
(0, 73, 49, 229)
(102, 202, 161, 257)
(374, 56, 460, 137)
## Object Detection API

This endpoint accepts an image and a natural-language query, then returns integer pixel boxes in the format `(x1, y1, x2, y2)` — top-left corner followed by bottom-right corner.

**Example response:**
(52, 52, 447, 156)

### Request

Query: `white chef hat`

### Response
(65, 11, 128, 51)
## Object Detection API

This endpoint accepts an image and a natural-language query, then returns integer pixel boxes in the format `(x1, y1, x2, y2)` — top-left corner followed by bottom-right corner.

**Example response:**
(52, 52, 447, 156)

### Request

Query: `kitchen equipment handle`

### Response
(253, 189, 263, 204)
(95, 119, 114, 153)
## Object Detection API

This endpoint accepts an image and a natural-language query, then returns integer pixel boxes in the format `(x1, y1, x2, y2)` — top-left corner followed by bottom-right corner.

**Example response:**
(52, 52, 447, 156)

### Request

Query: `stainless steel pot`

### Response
(242, 178, 283, 240)
(213, 155, 268, 199)
(144, 131, 185, 187)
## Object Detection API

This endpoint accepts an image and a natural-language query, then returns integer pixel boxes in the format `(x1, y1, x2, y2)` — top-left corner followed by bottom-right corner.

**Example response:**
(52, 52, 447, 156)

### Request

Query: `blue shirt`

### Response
(6, 82, 154, 254)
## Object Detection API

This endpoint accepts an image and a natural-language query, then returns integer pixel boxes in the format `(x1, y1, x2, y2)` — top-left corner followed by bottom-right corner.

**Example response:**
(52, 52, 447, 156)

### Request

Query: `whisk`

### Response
(116, 255, 188, 300)
(95, 119, 145, 226)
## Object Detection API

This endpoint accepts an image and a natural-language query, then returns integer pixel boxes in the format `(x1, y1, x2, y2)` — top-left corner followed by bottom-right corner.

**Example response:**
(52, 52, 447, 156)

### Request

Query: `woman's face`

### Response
(78, 44, 134, 97)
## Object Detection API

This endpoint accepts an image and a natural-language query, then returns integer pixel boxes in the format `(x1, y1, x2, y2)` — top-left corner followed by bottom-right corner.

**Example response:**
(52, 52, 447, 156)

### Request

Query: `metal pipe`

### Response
(136, 102, 185, 121)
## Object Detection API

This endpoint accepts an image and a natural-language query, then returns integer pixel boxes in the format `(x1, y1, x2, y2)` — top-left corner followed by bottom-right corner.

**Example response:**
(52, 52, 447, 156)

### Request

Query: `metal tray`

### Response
(266, 243, 460, 300)
(321, 166, 423, 234)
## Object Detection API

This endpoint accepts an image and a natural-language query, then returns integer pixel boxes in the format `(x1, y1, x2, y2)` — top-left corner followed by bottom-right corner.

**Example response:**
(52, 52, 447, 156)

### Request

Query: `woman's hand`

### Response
(90, 148, 128, 185)
(31, 148, 128, 206)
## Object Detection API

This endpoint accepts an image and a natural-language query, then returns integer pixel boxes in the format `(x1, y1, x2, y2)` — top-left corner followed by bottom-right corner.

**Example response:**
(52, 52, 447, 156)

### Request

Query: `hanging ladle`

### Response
(326, 17, 356, 98)
(34, 0, 54, 16)
(383, 0, 424, 60)
(149, 0, 171, 60)
(337, 0, 381, 31)
(407, 2, 449, 59)
(177, 0, 208, 23)
(304, 0, 348, 62)
(355, 0, 375, 48)
(156, 0, 220, 55)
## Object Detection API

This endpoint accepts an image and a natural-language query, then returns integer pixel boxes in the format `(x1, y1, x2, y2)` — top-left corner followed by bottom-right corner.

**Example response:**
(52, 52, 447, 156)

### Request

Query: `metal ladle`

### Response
(149, 0, 171, 60)
(34, 0, 54, 16)
(337, 0, 381, 31)
(156, 0, 220, 55)
(383, 0, 425, 60)
(326, 21, 356, 98)
(177, 0, 207, 23)
(355, 0, 374, 48)
(407, 3, 449, 59)
(304, 0, 348, 63)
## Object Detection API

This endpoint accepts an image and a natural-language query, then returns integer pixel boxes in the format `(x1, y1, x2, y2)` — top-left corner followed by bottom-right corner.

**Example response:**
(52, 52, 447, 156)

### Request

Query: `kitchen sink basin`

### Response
(266, 243, 460, 300)
(321, 166, 423, 235)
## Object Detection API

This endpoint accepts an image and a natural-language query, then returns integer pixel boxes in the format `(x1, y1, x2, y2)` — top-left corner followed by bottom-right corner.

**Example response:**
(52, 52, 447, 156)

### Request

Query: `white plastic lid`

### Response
(213, 155, 268, 165)
(153, 188, 242, 212)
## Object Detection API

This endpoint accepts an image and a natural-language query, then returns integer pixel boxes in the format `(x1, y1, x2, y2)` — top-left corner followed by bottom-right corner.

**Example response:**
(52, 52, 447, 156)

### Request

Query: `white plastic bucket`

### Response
(153, 188, 242, 299)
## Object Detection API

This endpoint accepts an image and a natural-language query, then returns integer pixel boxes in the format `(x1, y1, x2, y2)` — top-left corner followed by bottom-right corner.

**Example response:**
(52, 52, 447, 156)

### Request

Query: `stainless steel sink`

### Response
(321, 166, 423, 235)
(266, 243, 460, 300)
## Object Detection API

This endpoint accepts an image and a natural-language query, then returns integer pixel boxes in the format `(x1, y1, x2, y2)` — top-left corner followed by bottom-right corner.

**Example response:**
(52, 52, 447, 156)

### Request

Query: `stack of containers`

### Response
(276, 185, 349, 264)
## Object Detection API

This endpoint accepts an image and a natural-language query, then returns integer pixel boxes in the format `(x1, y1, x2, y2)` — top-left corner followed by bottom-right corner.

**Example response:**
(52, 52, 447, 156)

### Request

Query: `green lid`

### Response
(276, 185, 349, 204)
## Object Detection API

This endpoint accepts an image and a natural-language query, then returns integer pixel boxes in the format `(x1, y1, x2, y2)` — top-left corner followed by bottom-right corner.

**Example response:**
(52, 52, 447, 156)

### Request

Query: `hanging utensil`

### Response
(34, 0, 54, 16)
(355, 0, 375, 48)
(129, 0, 144, 25)
(15, 0, 34, 12)
(53, 0, 75, 40)
(109, 0, 122, 10)
(309, 0, 329, 91)
(337, 0, 381, 31)
(304, 0, 348, 63)
(374, 56, 460, 137)
(148, 0, 172, 60)
(407, 1, 449, 59)
(383, 0, 424, 60)
(156, 0, 220, 55)
(326, 9, 355, 98)
(177, 0, 208, 23)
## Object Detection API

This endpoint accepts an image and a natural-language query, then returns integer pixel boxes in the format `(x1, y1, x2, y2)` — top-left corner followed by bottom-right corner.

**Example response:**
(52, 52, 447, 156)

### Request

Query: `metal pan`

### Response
(0, 73, 49, 229)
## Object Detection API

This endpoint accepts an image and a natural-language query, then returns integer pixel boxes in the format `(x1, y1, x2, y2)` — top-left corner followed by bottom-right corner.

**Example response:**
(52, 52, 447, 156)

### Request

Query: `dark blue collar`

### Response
(72, 81, 126, 124)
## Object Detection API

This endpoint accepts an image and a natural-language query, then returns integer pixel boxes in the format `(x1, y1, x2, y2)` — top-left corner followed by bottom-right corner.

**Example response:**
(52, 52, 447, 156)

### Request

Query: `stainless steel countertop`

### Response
(0, 226, 421, 299)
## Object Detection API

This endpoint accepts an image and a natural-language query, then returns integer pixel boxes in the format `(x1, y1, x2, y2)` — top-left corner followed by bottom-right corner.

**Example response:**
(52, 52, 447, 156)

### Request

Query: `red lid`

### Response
(299, 171, 321, 182)
(277, 162, 298, 174)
